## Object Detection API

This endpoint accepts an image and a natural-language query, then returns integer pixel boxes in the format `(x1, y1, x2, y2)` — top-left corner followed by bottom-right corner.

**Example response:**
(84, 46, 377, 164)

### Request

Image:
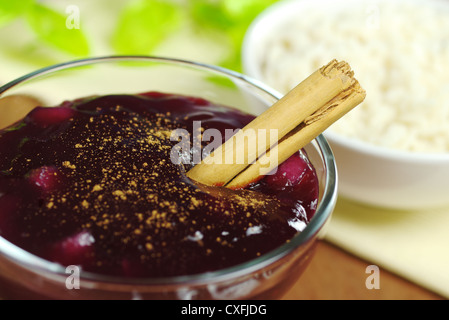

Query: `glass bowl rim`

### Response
(0, 55, 337, 286)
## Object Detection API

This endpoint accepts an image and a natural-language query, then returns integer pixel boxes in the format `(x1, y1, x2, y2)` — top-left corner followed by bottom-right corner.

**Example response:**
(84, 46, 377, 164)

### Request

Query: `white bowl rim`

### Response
(324, 130, 449, 164)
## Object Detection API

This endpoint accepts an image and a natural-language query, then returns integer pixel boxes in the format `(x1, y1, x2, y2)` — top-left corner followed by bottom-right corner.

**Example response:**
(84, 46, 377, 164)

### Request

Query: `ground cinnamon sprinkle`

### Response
(0, 92, 318, 277)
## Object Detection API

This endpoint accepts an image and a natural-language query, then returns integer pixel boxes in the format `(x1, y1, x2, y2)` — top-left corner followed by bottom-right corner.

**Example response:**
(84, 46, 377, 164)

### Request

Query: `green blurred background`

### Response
(0, 0, 280, 84)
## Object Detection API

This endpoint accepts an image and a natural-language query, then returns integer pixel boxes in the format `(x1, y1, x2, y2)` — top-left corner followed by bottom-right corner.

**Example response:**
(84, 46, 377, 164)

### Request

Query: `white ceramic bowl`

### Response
(242, 0, 449, 210)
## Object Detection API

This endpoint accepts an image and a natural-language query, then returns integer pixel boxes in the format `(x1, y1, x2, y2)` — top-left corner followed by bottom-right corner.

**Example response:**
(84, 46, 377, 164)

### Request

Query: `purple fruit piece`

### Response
(184, 96, 210, 106)
(121, 258, 148, 277)
(27, 106, 75, 128)
(27, 166, 61, 193)
(138, 91, 166, 99)
(49, 230, 95, 266)
(265, 154, 310, 189)
(277, 166, 319, 221)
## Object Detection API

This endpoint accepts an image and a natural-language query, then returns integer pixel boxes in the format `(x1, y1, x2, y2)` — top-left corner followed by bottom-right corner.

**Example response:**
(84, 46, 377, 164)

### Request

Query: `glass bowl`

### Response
(0, 56, 337, 300)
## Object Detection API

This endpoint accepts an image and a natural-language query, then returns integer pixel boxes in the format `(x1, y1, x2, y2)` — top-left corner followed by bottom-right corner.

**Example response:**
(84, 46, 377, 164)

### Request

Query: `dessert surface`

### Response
(0, 92, 318, 277)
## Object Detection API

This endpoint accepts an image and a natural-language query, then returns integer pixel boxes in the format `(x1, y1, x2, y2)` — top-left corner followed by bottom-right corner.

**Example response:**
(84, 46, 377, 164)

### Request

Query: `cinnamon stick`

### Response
(186, 59, 366, 188)
(226, 83, 366, 188)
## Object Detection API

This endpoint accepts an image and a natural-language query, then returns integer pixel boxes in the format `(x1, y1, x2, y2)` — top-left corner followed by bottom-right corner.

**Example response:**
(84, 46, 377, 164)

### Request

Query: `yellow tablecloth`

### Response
(325, 197, 449, 298)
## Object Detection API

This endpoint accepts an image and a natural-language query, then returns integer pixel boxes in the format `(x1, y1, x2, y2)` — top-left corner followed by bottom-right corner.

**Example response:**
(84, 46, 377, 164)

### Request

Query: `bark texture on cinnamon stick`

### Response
(186, 59, 366, 188)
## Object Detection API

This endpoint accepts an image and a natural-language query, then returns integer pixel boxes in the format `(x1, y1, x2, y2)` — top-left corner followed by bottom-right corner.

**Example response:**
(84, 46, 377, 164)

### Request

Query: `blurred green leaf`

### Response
(0, 0, 34, 27)
(112, 0, 182, 54)
(25, 3, 89, 56)
(110, 0, 279, 71)
(223, 0, 279, 21)
(188, 0, 279, 71)
(189, 0, 233, 30)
